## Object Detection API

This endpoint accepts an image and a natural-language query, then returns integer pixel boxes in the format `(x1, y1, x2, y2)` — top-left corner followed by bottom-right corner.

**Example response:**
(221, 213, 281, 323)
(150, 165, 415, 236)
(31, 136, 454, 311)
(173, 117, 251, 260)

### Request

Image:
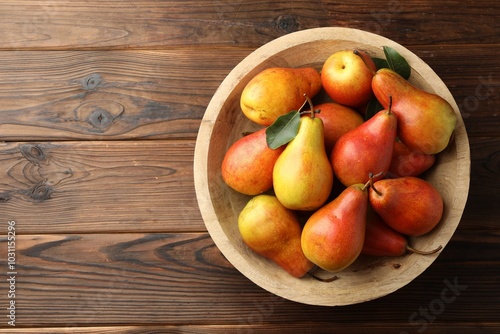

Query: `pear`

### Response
(369, 176, 444, 236)
(238, 195, 314, 278)
(221, 128, 285, 195)
(240, 67, 322, 126)
(372, 68, 457, 155)
(388, 140, 436, 178)
(273, 112, 334, 211)
(362, 210, 442, 257)
(301, 182, 369, 272)
(321, 49, 376, 108)
(314, 102, 364, 153)
(331, 101, 397, 187)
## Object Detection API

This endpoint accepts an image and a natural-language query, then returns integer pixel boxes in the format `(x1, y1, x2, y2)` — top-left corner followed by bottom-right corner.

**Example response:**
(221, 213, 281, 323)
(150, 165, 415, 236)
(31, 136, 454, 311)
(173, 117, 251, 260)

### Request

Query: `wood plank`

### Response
(461, 137, 500, 227)
(0, 136, 498, 234)
(0, 45, 498, 141)
(0, 232, 498, 327)
(0, 49, 248, 141)
(0, 1, 497, 50)
(2, 323, 500, 333)
(0, 140, 204, 233)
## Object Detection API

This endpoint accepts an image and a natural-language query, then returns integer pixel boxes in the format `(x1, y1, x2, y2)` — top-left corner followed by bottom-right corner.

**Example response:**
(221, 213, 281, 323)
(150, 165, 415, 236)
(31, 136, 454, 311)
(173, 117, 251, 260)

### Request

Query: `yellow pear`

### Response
(238, 195, 314, 278)
(273, 113, 334, 211)
(240, 67, 322, 126)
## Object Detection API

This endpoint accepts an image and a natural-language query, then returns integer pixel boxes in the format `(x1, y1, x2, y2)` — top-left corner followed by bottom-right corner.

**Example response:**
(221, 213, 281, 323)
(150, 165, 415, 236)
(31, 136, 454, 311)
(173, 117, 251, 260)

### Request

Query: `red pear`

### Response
(331, 102, 397, 187)
(372, 68, 457, 155)
(221, 128, 284, 195)
(362, 211, 442, 257)
(369, 176, 444, 236)
(301, 182, 369, 272)
(314, 102, 364, 153)
(388, 140, 436, 178)
(321, 49, 376, 108)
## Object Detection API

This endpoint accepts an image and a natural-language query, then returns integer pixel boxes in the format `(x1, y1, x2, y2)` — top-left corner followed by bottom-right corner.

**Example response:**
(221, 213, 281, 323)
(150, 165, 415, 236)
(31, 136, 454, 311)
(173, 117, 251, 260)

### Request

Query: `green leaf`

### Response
(365, 96, 384, 121)
(383, 46, 411, 80)
(266, 111, 301, 149)
(372, 57, 389, 70)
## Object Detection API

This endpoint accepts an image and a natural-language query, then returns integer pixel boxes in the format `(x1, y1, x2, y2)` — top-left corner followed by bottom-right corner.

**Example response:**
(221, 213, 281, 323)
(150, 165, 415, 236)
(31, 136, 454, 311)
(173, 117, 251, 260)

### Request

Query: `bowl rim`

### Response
(194, 27, 471, 306)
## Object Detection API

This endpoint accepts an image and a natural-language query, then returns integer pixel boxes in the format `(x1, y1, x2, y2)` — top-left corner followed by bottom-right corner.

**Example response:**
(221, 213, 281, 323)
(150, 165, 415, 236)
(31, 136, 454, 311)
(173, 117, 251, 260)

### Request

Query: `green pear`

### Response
(372, 68, 457, 155)
(331, 103, 397, 187)
(369, 176, 444, 236)
(221, 128, 285, 195)
(238, 195, 314, 278)
(301, 183, 369, 272)
(240, 67, 322, 126)
(273, 113, 334, 211)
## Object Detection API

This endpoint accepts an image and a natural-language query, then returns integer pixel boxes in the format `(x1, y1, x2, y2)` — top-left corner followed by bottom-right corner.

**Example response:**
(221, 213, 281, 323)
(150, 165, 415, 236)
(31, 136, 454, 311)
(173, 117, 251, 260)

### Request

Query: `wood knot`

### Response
(19, 144, 49, 166)
(0, 191, 13, 202)
(82, 73, 102, 90)
(274, 15, 299, 34)
(87, 109, 114, 129)
(74, 100, 124, 132)
(26, 182, 53, 202)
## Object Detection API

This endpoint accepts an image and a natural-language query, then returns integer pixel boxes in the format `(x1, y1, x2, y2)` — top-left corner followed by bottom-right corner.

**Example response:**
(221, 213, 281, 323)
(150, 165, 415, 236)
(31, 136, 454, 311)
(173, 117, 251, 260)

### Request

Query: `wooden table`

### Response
(0, 1, 498, 333)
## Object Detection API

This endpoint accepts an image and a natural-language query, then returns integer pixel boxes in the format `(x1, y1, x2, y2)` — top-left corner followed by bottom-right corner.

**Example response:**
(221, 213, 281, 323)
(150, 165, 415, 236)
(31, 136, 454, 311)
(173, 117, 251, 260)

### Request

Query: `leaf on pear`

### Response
(372, 57, 389, 70)
(383, 46, 411, 80)
(365, 96, 384, 121)
(266, 110, 300, 149)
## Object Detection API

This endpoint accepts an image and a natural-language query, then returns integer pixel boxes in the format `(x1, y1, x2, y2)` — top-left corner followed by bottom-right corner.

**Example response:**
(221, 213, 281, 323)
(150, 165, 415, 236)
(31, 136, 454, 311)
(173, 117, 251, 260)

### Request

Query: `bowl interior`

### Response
(194, 27, 470, 306)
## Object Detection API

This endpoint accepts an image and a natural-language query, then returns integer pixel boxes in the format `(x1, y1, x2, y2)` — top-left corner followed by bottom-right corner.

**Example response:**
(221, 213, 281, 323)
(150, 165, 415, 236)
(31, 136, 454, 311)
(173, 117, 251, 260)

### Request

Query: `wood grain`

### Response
(0, 232, 498, 327)
(0, 49, 247, 141)
(0, 140, 204, 233)
(0, 1, 497, 50)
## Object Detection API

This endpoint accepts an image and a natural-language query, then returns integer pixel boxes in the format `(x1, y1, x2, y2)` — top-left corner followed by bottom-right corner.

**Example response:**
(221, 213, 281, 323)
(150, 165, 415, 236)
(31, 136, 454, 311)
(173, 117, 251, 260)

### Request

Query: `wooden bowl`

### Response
(194, 27, 470, 306)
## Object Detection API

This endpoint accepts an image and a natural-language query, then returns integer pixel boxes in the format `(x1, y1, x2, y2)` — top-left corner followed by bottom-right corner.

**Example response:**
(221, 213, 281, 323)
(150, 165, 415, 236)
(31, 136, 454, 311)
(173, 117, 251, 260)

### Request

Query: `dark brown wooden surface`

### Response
(0, 1, 498, 333)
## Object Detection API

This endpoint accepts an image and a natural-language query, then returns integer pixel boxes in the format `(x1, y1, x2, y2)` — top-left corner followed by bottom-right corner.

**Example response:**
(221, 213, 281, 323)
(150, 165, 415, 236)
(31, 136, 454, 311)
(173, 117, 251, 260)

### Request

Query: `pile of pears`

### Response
(221, 47, 457, 278)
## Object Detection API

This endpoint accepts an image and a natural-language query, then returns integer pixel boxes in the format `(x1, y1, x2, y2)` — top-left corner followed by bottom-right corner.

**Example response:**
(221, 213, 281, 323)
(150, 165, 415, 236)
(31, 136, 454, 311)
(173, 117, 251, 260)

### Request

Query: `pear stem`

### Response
(305, 94, 315, 118)
(371, 182, 382, 196)
(241, 131, 254, 137)
(361, 179, 371, 191)
(307, 272, 339, 283)
(387, 95, 393, 115)
(407, 244, 443, 255)
(298, 94, 320, 119)
(368, 172, 384, 196)
(297, 96, 309, 113)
